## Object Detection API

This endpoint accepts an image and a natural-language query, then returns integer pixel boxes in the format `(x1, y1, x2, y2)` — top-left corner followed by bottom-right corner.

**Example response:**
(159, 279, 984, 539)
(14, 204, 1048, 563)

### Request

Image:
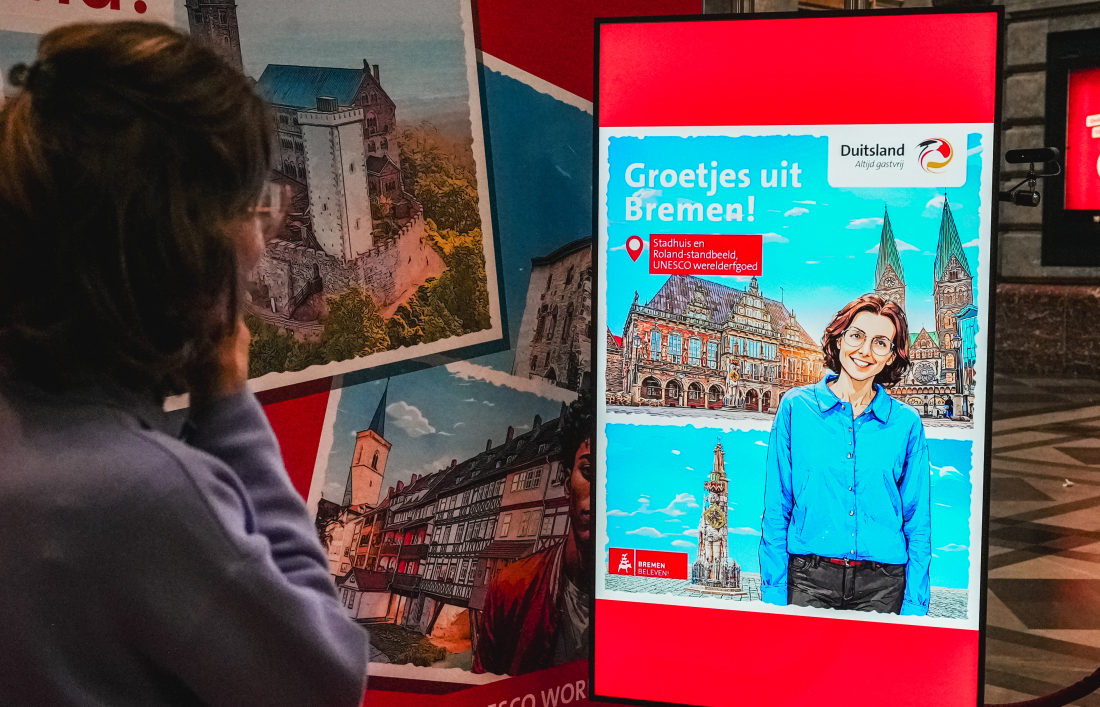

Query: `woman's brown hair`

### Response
(0, 22, 271, 396)
(821, 294, 911, 387)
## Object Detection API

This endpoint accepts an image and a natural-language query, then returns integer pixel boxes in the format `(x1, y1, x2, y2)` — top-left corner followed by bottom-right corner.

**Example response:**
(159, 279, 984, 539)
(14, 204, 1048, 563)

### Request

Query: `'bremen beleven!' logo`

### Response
(917, 138, 953, 174)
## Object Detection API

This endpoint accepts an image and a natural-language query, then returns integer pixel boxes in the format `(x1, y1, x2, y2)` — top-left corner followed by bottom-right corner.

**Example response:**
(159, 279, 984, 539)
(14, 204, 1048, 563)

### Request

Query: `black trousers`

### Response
(787, 554, 906, 614)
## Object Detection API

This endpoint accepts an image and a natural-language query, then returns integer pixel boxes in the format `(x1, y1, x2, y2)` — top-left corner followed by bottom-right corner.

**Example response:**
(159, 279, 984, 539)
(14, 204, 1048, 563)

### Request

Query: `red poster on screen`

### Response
(1066, 67, 1100, 210)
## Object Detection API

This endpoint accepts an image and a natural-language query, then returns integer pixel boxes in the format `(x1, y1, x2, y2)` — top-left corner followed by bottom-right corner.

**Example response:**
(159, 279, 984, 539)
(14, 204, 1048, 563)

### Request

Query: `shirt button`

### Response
(848, 487, 853, 491)
(849, 428, 853, 432)
(849, 511, 854, 516)
(847, 453, 852, 459)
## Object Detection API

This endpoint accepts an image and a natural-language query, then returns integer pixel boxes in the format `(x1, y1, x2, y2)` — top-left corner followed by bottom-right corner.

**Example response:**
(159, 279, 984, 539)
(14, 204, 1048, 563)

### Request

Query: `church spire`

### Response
(368, 379, 388, 439)
(875, 207, 905, 285)
(873, 206, 906, 309)
(934, 196, 972, 281)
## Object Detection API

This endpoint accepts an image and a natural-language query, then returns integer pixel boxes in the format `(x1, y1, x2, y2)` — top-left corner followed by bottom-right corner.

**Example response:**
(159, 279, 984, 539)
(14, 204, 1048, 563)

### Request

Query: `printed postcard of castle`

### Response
(1, 0, 504, 397)
(600, 129, 994, 436)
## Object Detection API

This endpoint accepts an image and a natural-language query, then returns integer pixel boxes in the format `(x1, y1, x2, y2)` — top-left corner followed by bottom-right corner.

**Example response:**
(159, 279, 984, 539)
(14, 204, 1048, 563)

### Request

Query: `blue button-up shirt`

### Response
(759, 376, 931, 616)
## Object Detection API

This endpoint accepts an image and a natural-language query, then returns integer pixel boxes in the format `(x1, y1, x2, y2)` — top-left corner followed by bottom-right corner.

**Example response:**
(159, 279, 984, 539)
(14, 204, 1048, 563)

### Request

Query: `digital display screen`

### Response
(1066, 66, 1100, 210)
(594, 11, 999, 707)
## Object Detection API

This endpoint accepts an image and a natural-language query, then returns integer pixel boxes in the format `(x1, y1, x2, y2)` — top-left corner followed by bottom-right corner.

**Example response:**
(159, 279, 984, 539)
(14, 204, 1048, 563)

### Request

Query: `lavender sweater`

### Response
(0, 379, 368, 706)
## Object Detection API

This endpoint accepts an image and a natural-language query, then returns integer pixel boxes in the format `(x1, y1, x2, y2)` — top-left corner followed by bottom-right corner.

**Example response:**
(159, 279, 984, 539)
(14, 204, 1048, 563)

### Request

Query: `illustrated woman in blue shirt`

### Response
(760, 294, 931, 616)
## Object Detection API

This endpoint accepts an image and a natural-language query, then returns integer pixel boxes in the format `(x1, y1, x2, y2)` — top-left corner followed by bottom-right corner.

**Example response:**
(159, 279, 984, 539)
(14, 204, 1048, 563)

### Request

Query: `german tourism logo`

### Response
(918, 138, 954, 174)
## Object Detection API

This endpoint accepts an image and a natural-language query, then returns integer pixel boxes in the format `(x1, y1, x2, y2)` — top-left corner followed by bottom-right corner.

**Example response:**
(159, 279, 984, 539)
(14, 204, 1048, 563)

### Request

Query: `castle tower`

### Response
(692, 440, 741, 590)
(342, 381, 391, 508)
(932, 196, 974, 350)
(184, 0, 244, 72)
(874, 207, 906, 310)
(298, 97, 374, 261)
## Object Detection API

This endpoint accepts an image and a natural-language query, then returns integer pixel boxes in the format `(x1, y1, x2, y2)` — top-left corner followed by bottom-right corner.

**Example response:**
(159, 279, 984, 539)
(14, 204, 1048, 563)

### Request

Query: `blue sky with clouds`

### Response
(604, 424, 974, 589)
(321, 364, 567, 503)
(3, 0, 470, 130)
(605, 132, 986, 346)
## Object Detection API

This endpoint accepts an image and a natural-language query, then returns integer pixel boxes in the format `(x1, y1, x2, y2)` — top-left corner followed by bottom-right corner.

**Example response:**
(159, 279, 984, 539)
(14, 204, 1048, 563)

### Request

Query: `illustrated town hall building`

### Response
(612, 275, 825, 413)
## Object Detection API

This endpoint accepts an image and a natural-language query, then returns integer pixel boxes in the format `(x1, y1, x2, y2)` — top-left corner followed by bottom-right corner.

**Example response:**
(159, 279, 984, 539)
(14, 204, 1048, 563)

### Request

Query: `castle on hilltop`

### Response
(184, 0, 443, 340)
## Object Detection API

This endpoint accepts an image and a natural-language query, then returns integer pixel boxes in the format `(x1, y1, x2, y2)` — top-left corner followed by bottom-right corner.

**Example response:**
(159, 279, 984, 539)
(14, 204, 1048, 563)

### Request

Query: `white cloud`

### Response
(639, 494, 650, 499)
(762, 232, 789, 243)
(446, 361, 578, 404)
(784, 206, 809, 217)
(462, 398, 477, 403)
(482, 400, 495, 407)
(671, 450, 681, 455)
(683, 528, 700, 537)
(729, 527, 761, 535)
(937, 543, 968, 552)
(792, 200, 816, 205)
(806, 261, 820, 265)
(931, 464, 962, 478)
(847, 217, 884, 230)
(935, 502, 951, 508)
(962, 238, 980, 248)
(671, 540, 694, 548)
(626, 527, 667, 538)
(633, 188, 662, 200)
(438, 431, 454, 436)
(865, 239, 918, 254)
(613, 493, 698, 518)
(387, 401, 436, 437)
(754, 440, 768, 447)
(685, 466, 694, 471)
(923, 194, 961, 218)
(453, 422, 465, 428)
(967, 145, 983, 156)
(610, 236, 650, 253)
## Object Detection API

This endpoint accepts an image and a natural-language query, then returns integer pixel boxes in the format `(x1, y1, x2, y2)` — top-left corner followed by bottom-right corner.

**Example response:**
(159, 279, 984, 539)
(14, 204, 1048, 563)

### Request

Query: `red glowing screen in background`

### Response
(1066, 67, 1100, 210)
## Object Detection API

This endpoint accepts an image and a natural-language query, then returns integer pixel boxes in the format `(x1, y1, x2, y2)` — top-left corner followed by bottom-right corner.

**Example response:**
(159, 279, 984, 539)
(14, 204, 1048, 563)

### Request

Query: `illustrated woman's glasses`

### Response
(842, 327, 893, 357)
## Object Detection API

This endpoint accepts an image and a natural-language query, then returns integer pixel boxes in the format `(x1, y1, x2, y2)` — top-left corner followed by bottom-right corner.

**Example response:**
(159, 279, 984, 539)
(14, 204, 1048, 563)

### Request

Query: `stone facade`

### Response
(606, 328, 624, 393)
(511, 238, 593, 392)
(184, 0, 243, 72)
(613, 275, 823, 413)
(245, 203, 441, 331)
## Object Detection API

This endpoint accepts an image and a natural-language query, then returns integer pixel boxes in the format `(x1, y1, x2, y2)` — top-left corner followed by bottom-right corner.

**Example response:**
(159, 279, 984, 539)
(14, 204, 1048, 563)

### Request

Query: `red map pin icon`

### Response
(626, 235, 643, 262)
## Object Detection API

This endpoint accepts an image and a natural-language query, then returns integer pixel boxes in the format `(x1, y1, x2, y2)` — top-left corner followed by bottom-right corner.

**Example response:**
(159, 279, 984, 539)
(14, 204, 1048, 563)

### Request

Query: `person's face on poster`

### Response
(837, 311, 896, 383)
(566, 439, 593, 564)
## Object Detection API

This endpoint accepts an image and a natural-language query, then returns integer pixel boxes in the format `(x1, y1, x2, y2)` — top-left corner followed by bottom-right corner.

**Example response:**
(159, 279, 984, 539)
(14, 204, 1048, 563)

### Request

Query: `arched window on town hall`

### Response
(707, 340, 719, 369)
(650, 331, 661, 360)
(565, 266, 575, 287)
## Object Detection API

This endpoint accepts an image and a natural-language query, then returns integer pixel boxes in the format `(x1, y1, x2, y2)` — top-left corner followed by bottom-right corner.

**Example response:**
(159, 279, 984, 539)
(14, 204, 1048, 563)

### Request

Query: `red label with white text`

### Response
(634, 550, 688, 579)
(649, 234, 762, 276)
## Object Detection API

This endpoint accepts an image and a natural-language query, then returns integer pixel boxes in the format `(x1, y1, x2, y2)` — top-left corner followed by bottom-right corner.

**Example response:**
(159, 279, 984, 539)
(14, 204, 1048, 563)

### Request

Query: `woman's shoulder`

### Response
(878, 389, 925, 430)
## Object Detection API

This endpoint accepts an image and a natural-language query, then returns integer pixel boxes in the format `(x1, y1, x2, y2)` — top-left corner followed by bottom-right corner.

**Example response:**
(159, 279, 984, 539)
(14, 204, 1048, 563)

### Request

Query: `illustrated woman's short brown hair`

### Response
(821, 294, 911, 387)
(0, 22, 271, 395)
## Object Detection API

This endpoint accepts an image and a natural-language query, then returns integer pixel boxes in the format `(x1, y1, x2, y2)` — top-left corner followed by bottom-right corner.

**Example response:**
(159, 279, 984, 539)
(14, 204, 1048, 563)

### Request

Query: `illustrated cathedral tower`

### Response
(932, 197, 974, 352)
(874, 207, 906, 310)
(692, 440, 740, 590)
(184, 0, 244, 72)
(342, 381, 392, 508)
